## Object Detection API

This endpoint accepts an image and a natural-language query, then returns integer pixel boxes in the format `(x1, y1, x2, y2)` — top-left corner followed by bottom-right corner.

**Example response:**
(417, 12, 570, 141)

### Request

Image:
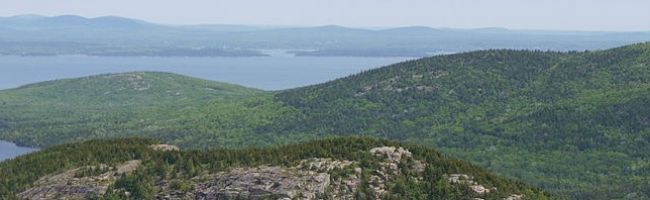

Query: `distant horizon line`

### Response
(2, 13, 649, 33)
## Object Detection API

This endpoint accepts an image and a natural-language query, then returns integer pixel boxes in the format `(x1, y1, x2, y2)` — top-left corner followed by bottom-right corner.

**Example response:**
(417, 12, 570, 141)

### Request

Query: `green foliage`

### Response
(2, 42, 650, 198)
(0, 137, 552, 199)
(0, 138, 155, 199)
(0, 71, 286, 148)
(273, 42, 650, 199)
(168, 180, 192, 193)
(107, 170, 154, 200)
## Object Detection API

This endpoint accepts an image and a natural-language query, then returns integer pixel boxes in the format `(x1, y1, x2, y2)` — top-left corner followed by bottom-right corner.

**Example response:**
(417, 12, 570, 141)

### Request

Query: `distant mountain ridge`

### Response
(0, 15, 503, 32)
(1, 14, 649, 57)
(0, 14, 157, 29)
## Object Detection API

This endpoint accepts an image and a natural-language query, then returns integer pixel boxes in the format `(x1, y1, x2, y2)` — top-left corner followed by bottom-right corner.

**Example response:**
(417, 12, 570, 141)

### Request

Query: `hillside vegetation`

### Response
(0, 137, 551, 199)
(0, 72, 290, 148)
(274, 43, 650, 199)
(2, 43, 650, 199)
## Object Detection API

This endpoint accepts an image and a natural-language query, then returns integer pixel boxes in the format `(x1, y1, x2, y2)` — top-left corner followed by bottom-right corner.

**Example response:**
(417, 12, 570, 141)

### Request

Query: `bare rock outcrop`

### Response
(193, 166, 330, 200)
(150, 144, 180, 151)
(104, 73, 150, 91)
(17, 145, 526, 200)
(157, 158, 363, 200)
(367, 146, 427, 199)
(505, 194, 525, 200)
(18, 160, 141, 200)
(446, 174, 492, 194)
(370, 146, 412, 163)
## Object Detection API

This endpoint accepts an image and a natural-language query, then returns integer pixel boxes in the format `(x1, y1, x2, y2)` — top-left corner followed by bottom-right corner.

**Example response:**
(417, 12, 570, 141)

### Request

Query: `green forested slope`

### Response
(0, 137, 551, 199)
(273, 43, 650, 199)
(1, 43, 650, 199)
(0, 72, 291, 148)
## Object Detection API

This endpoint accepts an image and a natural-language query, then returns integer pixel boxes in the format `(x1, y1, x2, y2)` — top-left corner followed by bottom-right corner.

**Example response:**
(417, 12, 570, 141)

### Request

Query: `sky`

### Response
(2, 0, 650, 31)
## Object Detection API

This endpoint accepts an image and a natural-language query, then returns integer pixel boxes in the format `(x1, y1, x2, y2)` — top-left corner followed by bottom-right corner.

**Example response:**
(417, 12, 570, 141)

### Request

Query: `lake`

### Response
(0, 55, 412, 90)
(0, 55, 412, 160)
(0, 140, 38, 162)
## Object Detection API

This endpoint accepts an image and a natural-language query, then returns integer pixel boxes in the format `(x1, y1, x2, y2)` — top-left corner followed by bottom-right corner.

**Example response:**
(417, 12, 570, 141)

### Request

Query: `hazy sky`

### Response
(2, 0, 650, 31)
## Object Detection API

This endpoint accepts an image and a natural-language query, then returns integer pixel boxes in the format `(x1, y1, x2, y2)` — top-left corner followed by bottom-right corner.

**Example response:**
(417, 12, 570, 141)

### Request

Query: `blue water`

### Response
(0, 140, 38, 162)
(0, 55, 412, 90)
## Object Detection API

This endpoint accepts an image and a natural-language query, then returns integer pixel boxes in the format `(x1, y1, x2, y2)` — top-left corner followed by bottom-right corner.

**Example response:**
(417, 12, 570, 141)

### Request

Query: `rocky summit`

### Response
(15, 145, 527, 200)
(1, 137, 551, 199)
(18, 160, 142, 199)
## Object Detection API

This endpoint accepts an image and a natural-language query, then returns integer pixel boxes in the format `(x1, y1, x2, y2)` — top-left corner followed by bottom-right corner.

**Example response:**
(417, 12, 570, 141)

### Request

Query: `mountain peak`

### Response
(312, 25, 360, 32)
(384, 26, 435, 31)
(0, 14, 157, 29)
(317, 25, 349, 29)
(6, 14, 46, 20)
(50, 14, 87, 20)
(1, 137, 548, 199)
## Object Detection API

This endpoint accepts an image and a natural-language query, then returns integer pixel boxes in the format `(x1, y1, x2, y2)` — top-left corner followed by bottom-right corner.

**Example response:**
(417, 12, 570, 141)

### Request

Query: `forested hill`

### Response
(0, 72, 276, 147)
(1, 43, 650, 198)
(0, 137, 552, 199)
(9, 71, 261, 104)
(273, 42, 650, 199)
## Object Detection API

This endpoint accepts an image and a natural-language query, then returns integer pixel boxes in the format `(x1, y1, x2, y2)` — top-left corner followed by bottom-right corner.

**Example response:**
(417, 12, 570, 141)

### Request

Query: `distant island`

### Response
(1, 15, 650, 57)
(0, 43, 269, 57)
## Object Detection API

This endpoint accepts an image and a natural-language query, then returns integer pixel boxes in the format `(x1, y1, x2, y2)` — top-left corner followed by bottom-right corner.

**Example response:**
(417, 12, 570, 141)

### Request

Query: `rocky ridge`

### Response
(17, 147, 525, 200)
(18, 160, 141, 200)
(155, 146, 524, 200)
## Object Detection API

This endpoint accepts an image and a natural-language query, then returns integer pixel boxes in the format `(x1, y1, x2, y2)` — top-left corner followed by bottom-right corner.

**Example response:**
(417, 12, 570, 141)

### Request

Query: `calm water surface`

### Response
(0, 140, 38, 162)
(0, 55, 412, 90)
